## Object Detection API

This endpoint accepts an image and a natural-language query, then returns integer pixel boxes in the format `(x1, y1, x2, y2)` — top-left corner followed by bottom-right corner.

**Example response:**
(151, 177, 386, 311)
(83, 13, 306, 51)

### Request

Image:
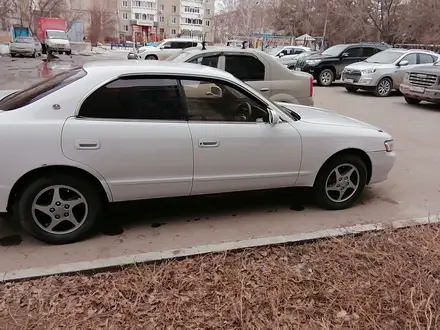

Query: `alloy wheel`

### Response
(325, 164, 360, 203)
(31, 185, 88, 235)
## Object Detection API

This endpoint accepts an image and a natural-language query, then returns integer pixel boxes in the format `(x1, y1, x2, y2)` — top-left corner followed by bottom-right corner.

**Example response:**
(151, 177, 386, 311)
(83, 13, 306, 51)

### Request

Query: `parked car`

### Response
(400, 59, 440, 105)
(342, 49, 440, 97)
(168, 46, 314, 106)
(9, 36, 42, 57)
(267, 45, 311, 62)
(282, 51, 320, 70)
(0, 61, 395, 244)
(294, 42, 391, 86)
(127, 38, 202, 60)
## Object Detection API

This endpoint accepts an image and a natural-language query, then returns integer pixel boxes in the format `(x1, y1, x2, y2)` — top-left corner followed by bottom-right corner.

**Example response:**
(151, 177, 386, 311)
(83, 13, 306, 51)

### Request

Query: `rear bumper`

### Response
(367, 151, 396, 184)
(400, 83, 440, 103)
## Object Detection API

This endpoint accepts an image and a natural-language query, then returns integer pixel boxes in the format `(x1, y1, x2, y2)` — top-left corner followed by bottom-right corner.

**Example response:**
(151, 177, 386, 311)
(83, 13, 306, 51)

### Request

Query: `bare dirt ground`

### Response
(2, 224, 440, 330)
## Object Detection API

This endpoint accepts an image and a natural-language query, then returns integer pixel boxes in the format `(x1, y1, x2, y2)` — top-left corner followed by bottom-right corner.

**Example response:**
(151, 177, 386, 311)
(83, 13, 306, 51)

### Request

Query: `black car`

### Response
(294, 42, 391, 86)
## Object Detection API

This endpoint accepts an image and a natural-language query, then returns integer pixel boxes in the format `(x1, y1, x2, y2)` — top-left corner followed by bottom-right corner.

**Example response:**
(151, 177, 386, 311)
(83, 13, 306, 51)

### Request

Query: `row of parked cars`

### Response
(277, 42, 440, 106)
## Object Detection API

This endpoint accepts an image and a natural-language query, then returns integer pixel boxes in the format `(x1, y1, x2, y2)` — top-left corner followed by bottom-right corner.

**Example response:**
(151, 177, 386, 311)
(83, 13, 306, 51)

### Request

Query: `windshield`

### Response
(0, 68, 86, 111)
(166, 51, 191, 61)
(46, 31, 68, 39)
(365, 51, 403, 64)
(321, 44, 348, 56)
(267, 47, 283, 55)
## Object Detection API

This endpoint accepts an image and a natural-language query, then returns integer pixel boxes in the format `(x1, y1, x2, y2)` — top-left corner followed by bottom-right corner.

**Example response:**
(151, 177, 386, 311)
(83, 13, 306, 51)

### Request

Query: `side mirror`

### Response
(398, 60, 409, 67)
(341, 52, 349, 57)
(268, 109, 280, 126)
(278, 53, 284, 58)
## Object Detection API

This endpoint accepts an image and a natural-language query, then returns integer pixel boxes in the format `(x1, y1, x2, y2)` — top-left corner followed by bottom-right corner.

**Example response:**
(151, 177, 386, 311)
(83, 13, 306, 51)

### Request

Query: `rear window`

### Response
(0, 68, 86, 111)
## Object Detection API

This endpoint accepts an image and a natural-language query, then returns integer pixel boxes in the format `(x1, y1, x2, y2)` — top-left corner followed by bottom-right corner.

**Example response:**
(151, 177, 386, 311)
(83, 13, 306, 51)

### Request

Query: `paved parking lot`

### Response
(1, 53, 439, 274)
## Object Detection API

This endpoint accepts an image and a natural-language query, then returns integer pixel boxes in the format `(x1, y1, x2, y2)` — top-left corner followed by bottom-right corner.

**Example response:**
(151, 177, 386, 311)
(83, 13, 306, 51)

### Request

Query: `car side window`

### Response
(224, 55, 265, 81)
(170, 42, 184, 49)
(79, 77, 186, 120)
(293, 49, 304, 55)
(181, 78, 269, 123)
(419, 53, 435, 64)
(362, 47, 376, 57)
(402, 53, 417, 65)
(345, 47, 361, 57)
(188, 54, 219, 68)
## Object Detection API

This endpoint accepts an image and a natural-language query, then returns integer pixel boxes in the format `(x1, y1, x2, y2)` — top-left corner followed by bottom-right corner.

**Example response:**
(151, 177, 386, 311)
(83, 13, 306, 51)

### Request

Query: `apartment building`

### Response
(117, 0, 215, 42)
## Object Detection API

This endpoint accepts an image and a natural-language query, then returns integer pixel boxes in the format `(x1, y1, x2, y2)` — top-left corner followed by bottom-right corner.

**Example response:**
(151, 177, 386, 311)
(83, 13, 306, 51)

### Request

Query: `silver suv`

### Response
(168, 46, 314, 106)
(342, 49, 440, 97)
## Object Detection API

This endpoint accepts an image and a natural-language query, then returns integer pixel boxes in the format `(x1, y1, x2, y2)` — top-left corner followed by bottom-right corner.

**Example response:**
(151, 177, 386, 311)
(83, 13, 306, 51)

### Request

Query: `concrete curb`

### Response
(1, 216, 439, 283)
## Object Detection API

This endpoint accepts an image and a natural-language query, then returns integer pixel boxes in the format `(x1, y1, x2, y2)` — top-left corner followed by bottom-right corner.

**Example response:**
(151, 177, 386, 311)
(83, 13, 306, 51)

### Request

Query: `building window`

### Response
(206, 9, 210, 14)
(205, 20, 210, 26)
(122, 0, 128, 6)
(123, 13, 128, 19)
(184, 18, 202, 25)
(160, 4, 164, 10)
(171, 29, 176, 35)
(184, 6, 200, 13)
(172, 17, 177, 24)
(124, 25, 129, 31)
(160, 28, 164, 33)
(172, 5, 176, 12)
(160, 16, 164, 22)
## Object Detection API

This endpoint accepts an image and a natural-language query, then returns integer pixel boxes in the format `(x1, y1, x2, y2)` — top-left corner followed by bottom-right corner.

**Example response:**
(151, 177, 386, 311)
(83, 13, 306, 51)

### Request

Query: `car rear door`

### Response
(220, 53, 272, 98)
(61, 75, 194, 202)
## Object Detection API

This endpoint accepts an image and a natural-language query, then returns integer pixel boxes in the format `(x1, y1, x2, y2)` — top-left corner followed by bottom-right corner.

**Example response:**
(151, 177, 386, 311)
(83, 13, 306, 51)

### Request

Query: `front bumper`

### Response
(367, 150, 396, 184)
(10, 48, 34, 55)
(48, 45, 70, 52)
(341, 72, 380, 88)
(400, 83, 440, 103)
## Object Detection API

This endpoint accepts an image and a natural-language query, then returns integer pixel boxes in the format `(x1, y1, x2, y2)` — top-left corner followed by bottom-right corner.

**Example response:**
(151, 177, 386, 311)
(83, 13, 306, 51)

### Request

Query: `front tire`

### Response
(374, 77, 392, 97)
(145, 55, 158, 60)
(404, 96, 421, 105)
(314, 154, 367, 210)
(15, 174, 103, 244)
(318, 69, 334, 86)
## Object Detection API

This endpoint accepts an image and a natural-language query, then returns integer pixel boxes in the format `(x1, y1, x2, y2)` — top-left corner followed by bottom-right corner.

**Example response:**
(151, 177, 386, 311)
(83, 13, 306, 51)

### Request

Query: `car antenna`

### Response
(201, 41, 206, 50)
(242, 41, 247, 49)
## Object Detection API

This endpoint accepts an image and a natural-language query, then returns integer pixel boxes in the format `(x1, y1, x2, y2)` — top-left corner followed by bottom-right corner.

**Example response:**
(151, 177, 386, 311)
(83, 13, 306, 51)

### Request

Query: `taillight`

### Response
(309, 74, 313, 97)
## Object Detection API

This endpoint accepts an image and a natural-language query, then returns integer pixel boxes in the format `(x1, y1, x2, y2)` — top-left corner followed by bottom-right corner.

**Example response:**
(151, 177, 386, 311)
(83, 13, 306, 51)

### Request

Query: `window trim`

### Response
(417, 53, 436, 65)
(344, 47, 362, 58)
(186, 52, 222, 67)
(179, 76, 271, 124)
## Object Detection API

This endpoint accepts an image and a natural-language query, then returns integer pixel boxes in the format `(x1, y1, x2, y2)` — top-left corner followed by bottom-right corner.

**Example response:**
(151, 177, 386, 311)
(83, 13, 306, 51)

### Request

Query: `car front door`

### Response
(61, 76, 194, 202)
(338, 47, 362, 75)
(394, 53, 418, 86)
(221, 53, 271, 98)
(181, 77, 302, 195)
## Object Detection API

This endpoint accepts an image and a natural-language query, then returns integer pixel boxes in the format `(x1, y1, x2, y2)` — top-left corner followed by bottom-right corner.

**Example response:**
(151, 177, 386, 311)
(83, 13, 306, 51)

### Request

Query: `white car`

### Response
(9, 36, 42, 57)
(130, 38, 202, 60)
(0, 61, 395, 244)
(267, 45, 311, 61)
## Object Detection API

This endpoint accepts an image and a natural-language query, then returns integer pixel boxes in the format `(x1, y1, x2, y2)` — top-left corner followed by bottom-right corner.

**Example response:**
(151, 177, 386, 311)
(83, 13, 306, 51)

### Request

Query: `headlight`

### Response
(306, 59, 321, 65)
(404, 72, 409, 80)
(384, 139, 394, 152)
(361, 68, 377, 74)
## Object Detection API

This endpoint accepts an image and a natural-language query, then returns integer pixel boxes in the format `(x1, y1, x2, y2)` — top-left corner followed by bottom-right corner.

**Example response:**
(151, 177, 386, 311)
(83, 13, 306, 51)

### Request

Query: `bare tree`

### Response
(61, 0, 85, 32)
(88, 0, 117, 46)
(0, 0, 18, 31)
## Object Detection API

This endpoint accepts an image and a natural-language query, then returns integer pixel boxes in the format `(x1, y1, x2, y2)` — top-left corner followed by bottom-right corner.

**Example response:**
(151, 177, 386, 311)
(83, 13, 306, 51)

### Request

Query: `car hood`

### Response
(345, 61, 390, 70)
(303, 53, 336, 61)
(408, 64, 440, 74)
(278, 103, 380, 130)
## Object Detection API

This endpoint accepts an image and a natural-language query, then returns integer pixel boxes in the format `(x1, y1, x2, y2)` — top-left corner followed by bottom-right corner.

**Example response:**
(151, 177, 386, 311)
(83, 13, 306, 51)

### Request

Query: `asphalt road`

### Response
(1, 53, 439, 273)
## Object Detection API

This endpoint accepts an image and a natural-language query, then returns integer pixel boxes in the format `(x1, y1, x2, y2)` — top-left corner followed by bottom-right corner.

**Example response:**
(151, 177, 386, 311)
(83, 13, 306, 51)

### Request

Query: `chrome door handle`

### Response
(260, 87, 269, 92)
(198, 139, 219, 148)
(75, 139, 100, 150)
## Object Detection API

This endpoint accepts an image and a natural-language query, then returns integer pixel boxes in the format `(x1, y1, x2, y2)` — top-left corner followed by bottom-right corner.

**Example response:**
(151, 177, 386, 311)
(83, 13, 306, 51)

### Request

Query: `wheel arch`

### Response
(314, 148, 373, 186)
(377, 75, 394, 87)
(319, 65, 336, 77)
(7, 165, 112, 212)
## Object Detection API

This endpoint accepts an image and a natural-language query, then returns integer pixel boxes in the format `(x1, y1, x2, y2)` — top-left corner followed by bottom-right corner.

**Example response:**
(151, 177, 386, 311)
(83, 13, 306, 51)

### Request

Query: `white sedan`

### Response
(0, 61, 395, 244)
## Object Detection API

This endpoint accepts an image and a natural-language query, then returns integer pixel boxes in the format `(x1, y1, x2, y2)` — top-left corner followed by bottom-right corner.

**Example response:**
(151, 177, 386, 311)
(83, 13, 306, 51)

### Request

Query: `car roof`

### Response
(162, 38, 201, 43)
(332, 42, 390, 48)
(176, 46, 269, 56)
(82, 60, 236, 80)
(383, 48, 437, 54)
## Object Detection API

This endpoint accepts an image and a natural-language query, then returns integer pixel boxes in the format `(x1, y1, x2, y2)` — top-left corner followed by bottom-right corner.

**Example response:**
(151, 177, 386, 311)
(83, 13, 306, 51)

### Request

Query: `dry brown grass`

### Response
(2, 225, 440, 330)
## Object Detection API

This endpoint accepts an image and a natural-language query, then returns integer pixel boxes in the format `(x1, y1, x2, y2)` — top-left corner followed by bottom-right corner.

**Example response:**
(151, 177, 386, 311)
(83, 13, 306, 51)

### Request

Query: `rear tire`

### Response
(404, 96, 421, 105)
(318, 69, 334, 86)
(345, 86, 358, 93)
(66, 50, 72, 56)
(15, 174, 104, 244)
(145, 55, 158, 60)
(314, 154, 367, 210)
